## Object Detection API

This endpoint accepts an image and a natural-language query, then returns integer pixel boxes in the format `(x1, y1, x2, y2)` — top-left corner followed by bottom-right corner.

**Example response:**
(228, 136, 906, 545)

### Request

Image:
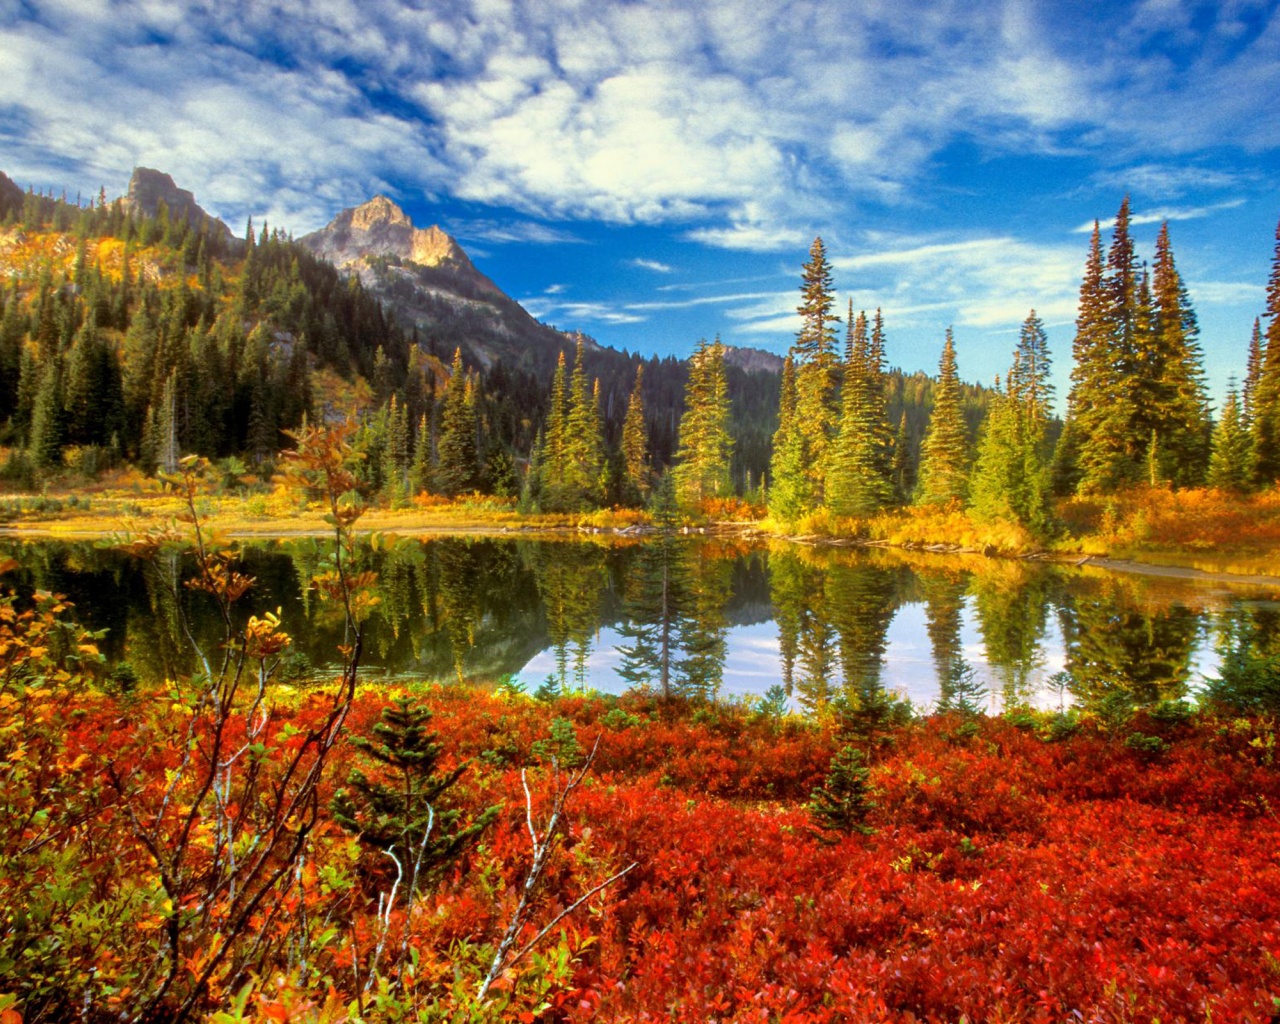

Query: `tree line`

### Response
(764, 200, 1280, 534)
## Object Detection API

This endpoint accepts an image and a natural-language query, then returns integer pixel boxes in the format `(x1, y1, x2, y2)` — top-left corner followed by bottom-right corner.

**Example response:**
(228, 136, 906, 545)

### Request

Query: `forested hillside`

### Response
(0, 175, 987, 508)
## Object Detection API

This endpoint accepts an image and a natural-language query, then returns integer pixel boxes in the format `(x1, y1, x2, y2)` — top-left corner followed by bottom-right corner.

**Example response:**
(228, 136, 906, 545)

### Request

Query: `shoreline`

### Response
(3, 512, 1280, 588)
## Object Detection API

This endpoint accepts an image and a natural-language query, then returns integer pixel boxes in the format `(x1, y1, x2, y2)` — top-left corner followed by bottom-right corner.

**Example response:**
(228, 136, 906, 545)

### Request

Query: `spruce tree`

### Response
(331, 696, 500, 901)
(409, 413, 432, 495)
(620, 363, 650, 505)
(767, 354, 811, 521)
(827, 306, 893, 517)
(1209, 386, 1253, 492)
(915, 329, 970, 505)
(1143, 222, 1210, 485)
(538, 350, 570, 506)
(807, 745, 876, 837)
(382, 394, 410, 505)
(793, 237, 840, 506)
(1244, 318, 1264, 426)
(971, 311, 1053, 531)
(562, 338, 605, 509)
(1069, 210, 1140, 492)
(1254, 218, 1280, 485)
(28, 358, 64, 469)
(673, 337, 733, 508)
(435, 348, 478, 497)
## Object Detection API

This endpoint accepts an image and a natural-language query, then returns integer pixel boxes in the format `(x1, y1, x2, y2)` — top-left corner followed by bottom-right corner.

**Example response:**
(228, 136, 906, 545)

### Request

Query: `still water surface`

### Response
(2, 536, 1274, 711)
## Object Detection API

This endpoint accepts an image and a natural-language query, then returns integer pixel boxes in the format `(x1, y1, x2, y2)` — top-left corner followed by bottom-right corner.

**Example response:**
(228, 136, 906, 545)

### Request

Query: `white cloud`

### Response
(626, 257, 674, 273)
(2, 0, 1277, 253)
(1089, 163, 1252, 198)
(1188, 281, 1266, 306)
(626, 291, 782, 312)
(1072, 198, 1247, 233)
(454, 220, 587, 245)
(521, 297, 647, 325)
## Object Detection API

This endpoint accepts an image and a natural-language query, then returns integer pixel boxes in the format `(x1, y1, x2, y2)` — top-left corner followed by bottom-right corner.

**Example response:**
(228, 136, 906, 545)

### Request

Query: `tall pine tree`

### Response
(673, 337, 733, 508)
(620, 363, 650, 505)
(915, 329, 970, 506)
(826, 305, 894, 517)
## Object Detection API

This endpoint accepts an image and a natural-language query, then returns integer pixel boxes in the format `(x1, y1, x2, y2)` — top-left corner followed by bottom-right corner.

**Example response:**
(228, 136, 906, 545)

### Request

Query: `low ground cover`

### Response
(3, 656, 1278, 1021)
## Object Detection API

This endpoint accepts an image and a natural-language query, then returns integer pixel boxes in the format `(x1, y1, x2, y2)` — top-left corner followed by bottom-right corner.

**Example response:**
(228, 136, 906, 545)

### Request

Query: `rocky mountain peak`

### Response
(125, 167, 234, 241)
(350, 195, 412, 232)
(300, 197, 482, 280)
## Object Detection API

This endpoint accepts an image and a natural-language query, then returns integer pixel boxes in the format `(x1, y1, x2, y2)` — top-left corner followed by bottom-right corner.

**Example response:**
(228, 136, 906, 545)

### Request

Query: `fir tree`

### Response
(28, 358, 64, 468)
(1069, 211, 1139, 492)
(969, 311, 1053, 532)
(1244, 317, 1264, 426)
(1254, 217, 1280, 485)
(1209, 385, 1253, 492)
(435, 348, 478, 497)
(620, 363, 650, 505)
(767, 354, 811, 521)
(1143, 222, 1210, 485)
(538, 350, 570, 505)
(673, 337, 733, 508)
(562, 338, 605, 509)
(792, 237, 840, 508)
(382, 394, 410, 505)
(331, 696, 500, 902)
(915, 329, 970, 505)
(827, 306, 894, 517)
(807, 745, 876, 837)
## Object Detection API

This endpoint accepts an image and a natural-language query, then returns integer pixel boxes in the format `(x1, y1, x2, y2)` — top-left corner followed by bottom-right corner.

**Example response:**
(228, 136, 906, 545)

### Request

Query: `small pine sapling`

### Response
(808, 745, 876, 838)
(332, 695, 500, 902)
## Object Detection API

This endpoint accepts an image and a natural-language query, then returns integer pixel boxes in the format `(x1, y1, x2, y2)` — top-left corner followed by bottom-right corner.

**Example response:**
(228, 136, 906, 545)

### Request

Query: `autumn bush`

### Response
(3, 659, 1280, 1022)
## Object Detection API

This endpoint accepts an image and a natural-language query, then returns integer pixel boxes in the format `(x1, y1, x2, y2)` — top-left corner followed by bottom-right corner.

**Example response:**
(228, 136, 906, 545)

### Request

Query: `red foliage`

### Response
(17, 685, 1280, 1021)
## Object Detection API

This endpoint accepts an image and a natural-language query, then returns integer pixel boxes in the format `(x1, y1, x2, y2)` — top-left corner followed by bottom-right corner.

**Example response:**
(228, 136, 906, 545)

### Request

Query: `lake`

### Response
(2, 534, 1275, 712)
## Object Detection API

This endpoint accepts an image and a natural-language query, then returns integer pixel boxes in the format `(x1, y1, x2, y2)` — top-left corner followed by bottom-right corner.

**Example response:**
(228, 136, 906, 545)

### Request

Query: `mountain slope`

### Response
(299, 197, 590, 375)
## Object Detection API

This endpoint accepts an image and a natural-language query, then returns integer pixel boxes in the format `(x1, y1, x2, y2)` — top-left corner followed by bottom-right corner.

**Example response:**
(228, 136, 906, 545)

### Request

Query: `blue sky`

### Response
(3, 0, 1279, 406)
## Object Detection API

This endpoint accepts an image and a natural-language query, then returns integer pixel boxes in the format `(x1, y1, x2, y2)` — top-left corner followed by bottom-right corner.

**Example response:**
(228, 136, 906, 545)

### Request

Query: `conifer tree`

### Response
(409, 413, 432, 495)
(807, 745, 876, 837)
(1069, 209, 1140, 492)
(826, 305, 893, 516)
(1253, 218, 1280, 485)
(538, 350, 570, 504)
(1244, 318, 1264, 426)
(382, 394, 410, 504)
(970, 311, 1053, 531)
(673, 337, 733, 508)
(331, 696, 500, 902)
(792, 237, 840, 506)
(1143, 222, 1210, 485)
(28, 358, 64, 468)
(768, 354, 811, 521)
(435, 348, 478, 497)
(915, 329, 970, 505)
(620, 363, 650, 505)
(1209, 385, 1253, 492)
(563, 338, 605, 509)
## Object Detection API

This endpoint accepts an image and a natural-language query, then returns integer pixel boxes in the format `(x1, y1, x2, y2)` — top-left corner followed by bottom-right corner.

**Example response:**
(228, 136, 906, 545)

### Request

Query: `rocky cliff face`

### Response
(300, 196, 492, 285)
(722, 345, 784, 374)
(299, 195, 589, 373)
(125, 167, 234, 242)
(0, 172, 24, 219)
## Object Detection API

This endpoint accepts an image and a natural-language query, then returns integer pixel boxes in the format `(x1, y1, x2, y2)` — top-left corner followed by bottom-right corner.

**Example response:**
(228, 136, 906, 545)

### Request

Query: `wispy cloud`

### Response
(521, 296, 647, 325)
(1072, 198, 1247, 233)
(1188, 281, 1266, 306)
(1, 0, 1276, 259)
(625, 291, 780, 312)
(1088, 163, 1252, 199)
(453, 219, 588, 245)
(626, 257, 674, 273)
